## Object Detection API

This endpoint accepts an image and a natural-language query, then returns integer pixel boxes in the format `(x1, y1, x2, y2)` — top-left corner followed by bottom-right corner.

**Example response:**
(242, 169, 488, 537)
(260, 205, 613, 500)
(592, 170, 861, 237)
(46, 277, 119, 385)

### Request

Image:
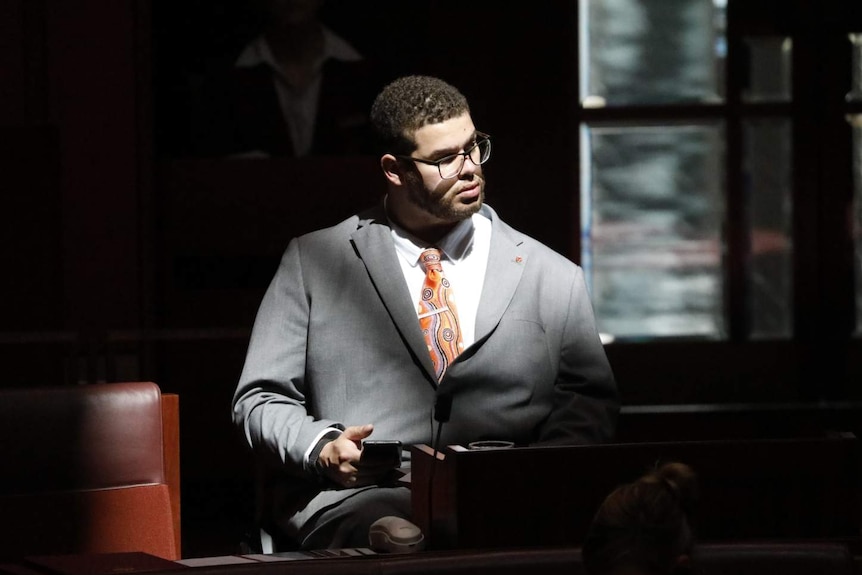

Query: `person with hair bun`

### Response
(582, 462, 698, 575)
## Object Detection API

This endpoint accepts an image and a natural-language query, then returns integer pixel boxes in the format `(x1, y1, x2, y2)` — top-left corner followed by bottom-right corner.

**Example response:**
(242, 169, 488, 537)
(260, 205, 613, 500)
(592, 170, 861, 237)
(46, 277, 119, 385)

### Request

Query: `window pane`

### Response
(579, 0, 725, 107)
(581, 124, 726, 339)
(744, 119, 793, 338)
(742, 37, 793, 103)
(849, 34, 862, 103)
(852, 116, 862, 334)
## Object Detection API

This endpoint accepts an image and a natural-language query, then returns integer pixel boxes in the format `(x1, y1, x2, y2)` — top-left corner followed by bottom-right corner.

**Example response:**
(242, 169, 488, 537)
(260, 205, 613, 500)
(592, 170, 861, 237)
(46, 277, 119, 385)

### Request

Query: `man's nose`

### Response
(459, 155, 478, 178)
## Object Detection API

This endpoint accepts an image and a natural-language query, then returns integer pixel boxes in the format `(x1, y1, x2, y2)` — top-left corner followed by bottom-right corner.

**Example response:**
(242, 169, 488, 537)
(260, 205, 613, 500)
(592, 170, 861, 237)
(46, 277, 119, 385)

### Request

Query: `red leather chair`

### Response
(0, 382, 180, 561)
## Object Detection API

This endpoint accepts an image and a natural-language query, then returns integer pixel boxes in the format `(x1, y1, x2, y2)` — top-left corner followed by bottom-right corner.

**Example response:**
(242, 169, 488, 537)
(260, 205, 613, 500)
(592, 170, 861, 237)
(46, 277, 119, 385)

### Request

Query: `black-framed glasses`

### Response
(396, 132, 491, 179)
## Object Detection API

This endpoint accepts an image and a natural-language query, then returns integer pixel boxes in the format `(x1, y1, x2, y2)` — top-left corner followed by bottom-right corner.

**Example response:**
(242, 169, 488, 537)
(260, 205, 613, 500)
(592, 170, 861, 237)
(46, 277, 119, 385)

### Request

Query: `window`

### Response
(581, 122, 725, 338)
(852, 34, 862, 335)
(579, 0, 798, 341)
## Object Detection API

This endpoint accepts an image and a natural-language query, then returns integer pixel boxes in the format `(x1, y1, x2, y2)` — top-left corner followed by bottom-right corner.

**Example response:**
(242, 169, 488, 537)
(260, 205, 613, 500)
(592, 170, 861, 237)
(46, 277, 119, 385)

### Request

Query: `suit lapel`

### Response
(351, 212, 438, 383)
(349, 205, 527, 382)
(474, 215, 527, 343)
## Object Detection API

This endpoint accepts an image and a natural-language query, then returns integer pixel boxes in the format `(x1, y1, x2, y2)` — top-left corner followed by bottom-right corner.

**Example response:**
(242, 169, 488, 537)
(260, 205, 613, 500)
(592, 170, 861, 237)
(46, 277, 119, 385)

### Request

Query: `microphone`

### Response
(434, 393, 452, 424)
(432, 392, 452, 453)
(428, 391, 452, 543)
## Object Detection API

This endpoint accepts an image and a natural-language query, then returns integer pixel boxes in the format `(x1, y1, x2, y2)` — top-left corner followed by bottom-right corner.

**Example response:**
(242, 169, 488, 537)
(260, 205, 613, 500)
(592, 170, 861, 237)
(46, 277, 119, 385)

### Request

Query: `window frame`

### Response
(572, 0, 862, 403)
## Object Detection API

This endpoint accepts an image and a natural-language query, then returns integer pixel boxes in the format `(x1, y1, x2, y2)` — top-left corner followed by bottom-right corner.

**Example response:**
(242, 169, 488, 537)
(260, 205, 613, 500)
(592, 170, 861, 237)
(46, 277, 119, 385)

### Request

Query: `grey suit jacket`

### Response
(232, 203, 618, 535)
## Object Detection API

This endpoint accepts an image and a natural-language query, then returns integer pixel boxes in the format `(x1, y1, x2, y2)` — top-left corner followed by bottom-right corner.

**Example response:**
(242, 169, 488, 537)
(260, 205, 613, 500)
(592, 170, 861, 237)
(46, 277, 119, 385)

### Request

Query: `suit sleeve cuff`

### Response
(304, 427, 344, 474)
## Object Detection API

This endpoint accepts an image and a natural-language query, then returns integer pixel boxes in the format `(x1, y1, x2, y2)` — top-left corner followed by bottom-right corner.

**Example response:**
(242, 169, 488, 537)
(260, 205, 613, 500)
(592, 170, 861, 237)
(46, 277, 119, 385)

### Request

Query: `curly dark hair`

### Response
(370, 75, 470, 155)
(582, 462, 698, 575)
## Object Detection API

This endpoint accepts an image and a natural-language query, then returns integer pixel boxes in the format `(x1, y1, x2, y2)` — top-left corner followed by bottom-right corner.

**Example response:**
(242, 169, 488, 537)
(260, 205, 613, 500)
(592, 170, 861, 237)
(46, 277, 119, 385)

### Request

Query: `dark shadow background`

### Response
(2, 0, 862, 560)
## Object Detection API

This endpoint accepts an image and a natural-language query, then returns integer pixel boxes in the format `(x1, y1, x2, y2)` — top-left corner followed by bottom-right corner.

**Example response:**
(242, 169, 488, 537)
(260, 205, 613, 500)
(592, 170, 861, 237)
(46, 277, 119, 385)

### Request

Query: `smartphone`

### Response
(360, 439, 402, 468)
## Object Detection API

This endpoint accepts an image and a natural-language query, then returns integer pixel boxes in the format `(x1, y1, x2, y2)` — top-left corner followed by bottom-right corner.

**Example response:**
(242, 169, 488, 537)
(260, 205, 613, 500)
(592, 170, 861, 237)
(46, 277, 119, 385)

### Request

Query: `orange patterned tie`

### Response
(418, 248, 463, 381)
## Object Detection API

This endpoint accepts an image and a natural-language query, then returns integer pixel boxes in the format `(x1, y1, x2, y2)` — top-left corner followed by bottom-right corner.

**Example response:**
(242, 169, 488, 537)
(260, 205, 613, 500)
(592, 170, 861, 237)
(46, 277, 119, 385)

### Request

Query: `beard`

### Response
(405, 174, 485, 224)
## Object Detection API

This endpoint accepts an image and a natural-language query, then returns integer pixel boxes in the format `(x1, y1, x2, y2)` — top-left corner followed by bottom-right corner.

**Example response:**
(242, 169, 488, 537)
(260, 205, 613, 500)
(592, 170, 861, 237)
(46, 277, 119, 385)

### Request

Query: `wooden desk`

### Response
(5, 542, 859, 575)
(410, 435, 862, 550)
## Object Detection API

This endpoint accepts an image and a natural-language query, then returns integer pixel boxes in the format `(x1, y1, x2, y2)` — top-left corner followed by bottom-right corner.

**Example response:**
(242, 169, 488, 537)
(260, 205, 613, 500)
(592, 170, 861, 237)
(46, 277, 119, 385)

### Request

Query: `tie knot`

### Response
(419, 248, 443, 272)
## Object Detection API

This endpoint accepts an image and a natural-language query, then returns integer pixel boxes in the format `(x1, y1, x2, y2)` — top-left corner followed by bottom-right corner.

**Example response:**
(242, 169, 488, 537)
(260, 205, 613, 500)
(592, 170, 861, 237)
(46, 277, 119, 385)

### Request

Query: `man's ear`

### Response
(381, 155, 403, 186)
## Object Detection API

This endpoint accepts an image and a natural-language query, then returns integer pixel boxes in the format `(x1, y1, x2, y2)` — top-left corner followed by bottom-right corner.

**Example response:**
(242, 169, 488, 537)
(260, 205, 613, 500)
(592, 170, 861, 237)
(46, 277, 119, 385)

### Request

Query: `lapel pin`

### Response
(514, 256, 523, 264)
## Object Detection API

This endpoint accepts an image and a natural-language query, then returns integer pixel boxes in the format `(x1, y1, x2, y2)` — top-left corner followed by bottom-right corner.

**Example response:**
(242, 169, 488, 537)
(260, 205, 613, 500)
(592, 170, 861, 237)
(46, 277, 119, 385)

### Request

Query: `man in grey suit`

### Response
(232, 75, 618, 551)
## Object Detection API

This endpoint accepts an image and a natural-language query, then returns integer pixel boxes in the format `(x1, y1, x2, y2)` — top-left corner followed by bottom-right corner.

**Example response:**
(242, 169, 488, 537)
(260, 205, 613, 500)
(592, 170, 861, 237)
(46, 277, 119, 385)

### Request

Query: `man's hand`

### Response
(317, 424, 374, 487)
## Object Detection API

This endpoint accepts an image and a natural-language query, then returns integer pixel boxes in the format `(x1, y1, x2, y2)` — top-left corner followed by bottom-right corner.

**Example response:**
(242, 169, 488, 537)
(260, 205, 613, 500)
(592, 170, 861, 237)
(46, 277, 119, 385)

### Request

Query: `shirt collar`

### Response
(235, 26, 362, 72)
(388, 203, 491, 267)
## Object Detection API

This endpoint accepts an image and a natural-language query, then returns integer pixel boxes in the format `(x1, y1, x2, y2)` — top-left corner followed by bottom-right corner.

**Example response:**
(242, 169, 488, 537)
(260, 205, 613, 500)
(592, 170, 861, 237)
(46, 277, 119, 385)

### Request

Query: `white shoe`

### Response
(368, 516, 426, 553)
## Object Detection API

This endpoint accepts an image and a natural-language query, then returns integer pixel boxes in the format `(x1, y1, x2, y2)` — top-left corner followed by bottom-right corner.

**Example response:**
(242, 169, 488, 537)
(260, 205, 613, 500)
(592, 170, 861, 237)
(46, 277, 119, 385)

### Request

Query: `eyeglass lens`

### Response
(439, 137, 491, 179)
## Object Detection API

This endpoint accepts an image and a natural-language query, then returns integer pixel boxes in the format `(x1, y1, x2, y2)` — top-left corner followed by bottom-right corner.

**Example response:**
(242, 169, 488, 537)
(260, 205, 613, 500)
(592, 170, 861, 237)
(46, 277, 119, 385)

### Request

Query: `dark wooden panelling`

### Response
(153, 156, 384, 328)
(45, 0, 141, 329)
(0, 0, 27, 121)
(0, 126, 63, 330)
